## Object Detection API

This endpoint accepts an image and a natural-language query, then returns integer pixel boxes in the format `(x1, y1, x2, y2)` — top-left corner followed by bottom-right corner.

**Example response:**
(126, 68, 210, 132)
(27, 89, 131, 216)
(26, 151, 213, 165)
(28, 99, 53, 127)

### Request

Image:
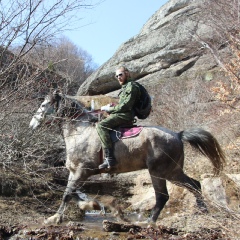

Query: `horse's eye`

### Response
(41, 104, 45, 107)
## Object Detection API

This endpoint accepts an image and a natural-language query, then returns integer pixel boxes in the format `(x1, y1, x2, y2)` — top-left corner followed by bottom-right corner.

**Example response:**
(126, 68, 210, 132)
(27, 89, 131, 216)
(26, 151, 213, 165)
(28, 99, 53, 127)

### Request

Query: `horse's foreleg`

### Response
(44, 171, 82, 224)
(149, 175, 169, 223)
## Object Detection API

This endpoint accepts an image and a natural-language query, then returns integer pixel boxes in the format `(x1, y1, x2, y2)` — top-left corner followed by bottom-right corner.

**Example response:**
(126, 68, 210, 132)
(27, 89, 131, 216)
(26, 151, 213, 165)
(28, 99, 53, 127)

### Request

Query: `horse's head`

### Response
(29, 90, 62, 130)
(29, 90, 100, 130)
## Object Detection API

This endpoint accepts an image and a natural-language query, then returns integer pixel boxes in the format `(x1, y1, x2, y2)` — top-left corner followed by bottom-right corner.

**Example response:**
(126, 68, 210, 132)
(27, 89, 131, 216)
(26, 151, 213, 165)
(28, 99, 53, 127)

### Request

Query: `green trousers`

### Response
(96, 114, 132, 149)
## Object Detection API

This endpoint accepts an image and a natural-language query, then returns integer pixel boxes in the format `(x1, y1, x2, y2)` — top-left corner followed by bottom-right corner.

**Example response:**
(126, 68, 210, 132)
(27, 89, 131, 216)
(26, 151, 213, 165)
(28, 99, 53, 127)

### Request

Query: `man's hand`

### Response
(101, 104, 110, 112)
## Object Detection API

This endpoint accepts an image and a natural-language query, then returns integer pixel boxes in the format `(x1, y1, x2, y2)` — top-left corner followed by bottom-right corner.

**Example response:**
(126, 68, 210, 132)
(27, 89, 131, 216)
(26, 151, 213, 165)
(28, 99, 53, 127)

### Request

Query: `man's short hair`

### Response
(117, 66, 130, 73)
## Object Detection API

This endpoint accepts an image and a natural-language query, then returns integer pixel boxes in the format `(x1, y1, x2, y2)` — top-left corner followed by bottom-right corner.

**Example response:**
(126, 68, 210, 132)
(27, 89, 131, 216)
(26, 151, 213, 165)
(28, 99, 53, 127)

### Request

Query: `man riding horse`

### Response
(96, 66, 141, 170)
(29, 77, 225, 224)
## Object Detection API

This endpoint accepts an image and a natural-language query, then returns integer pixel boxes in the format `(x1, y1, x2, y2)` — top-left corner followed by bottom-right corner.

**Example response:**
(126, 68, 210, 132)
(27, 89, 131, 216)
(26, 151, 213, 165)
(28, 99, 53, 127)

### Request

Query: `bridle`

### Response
(48, 92, 101, 123)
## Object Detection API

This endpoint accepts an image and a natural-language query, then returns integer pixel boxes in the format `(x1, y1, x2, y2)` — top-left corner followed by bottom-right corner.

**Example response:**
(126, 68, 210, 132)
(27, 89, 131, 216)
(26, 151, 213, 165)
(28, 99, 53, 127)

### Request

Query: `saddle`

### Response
(110, 125, 143, 142)
(99, 125, 143, 167)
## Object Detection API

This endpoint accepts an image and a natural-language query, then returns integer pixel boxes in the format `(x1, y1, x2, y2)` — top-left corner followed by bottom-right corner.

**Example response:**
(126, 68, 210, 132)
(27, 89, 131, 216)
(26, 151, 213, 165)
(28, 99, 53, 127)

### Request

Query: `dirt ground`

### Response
(0, 196, 239, 240)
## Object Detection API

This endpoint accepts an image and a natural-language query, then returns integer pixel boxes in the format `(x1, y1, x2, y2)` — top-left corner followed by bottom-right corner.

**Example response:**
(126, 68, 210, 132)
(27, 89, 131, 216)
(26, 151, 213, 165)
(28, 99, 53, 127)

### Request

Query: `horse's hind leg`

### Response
(172, 173, 208, 213)
(149, 175, 169, 223)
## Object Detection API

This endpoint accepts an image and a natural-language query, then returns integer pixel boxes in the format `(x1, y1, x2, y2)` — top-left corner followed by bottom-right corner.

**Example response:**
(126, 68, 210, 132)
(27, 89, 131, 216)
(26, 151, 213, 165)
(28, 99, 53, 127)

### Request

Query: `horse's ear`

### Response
(53, 89, 61, 96)
(37, 96, 45, 101)
(52, 89, 62, 103)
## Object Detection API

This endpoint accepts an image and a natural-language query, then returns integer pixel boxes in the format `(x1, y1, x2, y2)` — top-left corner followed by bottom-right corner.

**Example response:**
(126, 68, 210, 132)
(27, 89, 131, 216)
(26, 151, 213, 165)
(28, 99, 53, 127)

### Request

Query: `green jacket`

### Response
(108, 78, 140, 119)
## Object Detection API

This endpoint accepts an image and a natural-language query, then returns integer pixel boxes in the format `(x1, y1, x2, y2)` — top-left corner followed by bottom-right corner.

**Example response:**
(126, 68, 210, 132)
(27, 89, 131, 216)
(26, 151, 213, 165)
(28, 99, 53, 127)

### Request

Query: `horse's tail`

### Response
(179, 128, 226, 175)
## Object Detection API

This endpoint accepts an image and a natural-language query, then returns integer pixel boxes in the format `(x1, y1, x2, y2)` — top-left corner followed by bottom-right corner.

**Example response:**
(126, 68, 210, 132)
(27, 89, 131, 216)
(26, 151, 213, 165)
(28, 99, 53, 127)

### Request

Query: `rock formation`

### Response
(77, 0, 220, 96)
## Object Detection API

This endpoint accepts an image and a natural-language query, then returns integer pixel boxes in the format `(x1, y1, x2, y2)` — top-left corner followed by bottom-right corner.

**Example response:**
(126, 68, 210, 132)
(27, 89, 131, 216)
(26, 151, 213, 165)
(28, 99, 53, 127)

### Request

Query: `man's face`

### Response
(115, 69, 127, 85)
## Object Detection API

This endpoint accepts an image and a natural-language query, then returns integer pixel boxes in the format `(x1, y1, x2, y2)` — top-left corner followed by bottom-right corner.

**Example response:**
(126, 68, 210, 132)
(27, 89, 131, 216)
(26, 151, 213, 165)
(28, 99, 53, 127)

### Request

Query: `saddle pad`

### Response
(110, 126, 143, 142)
(121, 126, 143, 138)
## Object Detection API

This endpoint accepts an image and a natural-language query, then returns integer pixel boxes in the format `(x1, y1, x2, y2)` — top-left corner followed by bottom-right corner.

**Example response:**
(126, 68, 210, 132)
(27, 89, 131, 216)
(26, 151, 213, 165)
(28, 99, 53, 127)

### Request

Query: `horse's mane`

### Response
(54, 94, 119, 122)
(63, 95, 119, 111)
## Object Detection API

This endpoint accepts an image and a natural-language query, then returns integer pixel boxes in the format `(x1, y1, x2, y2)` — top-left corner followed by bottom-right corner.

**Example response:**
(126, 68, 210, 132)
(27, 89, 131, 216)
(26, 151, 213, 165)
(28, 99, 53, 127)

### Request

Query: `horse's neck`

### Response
(62, 121, 96, 138)
(62, 121, 100, 154)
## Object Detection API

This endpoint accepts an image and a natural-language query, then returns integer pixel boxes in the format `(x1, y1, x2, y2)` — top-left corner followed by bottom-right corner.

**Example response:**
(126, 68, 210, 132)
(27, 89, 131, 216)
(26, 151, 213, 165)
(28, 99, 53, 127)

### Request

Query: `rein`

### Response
(70, 109, 103, 121)
(43, 93, 124, 136)
(47, 94, 104, 124)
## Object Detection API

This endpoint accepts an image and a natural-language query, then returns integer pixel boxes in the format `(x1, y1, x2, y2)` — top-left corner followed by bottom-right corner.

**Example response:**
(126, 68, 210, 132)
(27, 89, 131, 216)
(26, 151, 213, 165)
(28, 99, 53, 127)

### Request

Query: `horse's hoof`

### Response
(200, 207, 208, 214)
(147, 220, 157, 228)
(44, 213, 62, 225)
(147, 222, 157, 228)
(134, 220, 149, 227)
(78, 200, 101, 211)
(194, 208, 208, 215)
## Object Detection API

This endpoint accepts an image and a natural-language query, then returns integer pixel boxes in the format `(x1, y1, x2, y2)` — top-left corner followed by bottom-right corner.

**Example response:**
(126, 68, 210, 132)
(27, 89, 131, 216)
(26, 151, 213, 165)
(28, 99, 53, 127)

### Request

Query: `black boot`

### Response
(99, 148, 116, 169)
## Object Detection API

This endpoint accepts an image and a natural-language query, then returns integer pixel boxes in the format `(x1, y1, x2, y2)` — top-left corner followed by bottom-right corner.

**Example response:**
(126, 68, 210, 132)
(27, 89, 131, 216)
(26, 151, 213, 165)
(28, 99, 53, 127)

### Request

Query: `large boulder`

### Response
(77, 0, 221, 96)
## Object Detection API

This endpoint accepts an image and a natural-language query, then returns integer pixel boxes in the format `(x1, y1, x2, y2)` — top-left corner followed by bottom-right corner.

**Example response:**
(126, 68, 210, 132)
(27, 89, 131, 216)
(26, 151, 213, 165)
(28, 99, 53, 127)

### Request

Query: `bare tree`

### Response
(0, 0, 101, 91)
(0, 0, 101, 197)
(197, 0, 240, 104)
(0, 0, 101, 57)
(23, 36, 97, 95)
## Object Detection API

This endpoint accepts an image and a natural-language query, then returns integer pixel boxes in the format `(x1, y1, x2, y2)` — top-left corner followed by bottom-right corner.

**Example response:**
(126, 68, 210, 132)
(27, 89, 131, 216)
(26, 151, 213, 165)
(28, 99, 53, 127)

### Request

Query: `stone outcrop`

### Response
(77, 0, 221, 96)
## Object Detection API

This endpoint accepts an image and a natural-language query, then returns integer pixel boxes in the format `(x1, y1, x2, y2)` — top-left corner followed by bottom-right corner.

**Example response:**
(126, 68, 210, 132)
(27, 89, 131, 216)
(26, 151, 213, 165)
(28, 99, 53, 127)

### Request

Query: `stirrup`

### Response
(99, 159, 109, 169)
(99, 157, 116, 169)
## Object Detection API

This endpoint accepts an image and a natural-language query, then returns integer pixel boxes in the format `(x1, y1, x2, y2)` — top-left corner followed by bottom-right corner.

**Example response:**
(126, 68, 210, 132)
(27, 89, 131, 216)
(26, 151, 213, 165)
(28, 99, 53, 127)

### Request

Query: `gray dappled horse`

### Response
(29, 91, 225, 224)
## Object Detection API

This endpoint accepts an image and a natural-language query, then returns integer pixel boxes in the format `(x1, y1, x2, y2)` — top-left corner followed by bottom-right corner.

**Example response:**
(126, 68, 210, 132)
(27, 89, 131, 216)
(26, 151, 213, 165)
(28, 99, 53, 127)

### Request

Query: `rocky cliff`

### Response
(77, 0, 221, 96)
